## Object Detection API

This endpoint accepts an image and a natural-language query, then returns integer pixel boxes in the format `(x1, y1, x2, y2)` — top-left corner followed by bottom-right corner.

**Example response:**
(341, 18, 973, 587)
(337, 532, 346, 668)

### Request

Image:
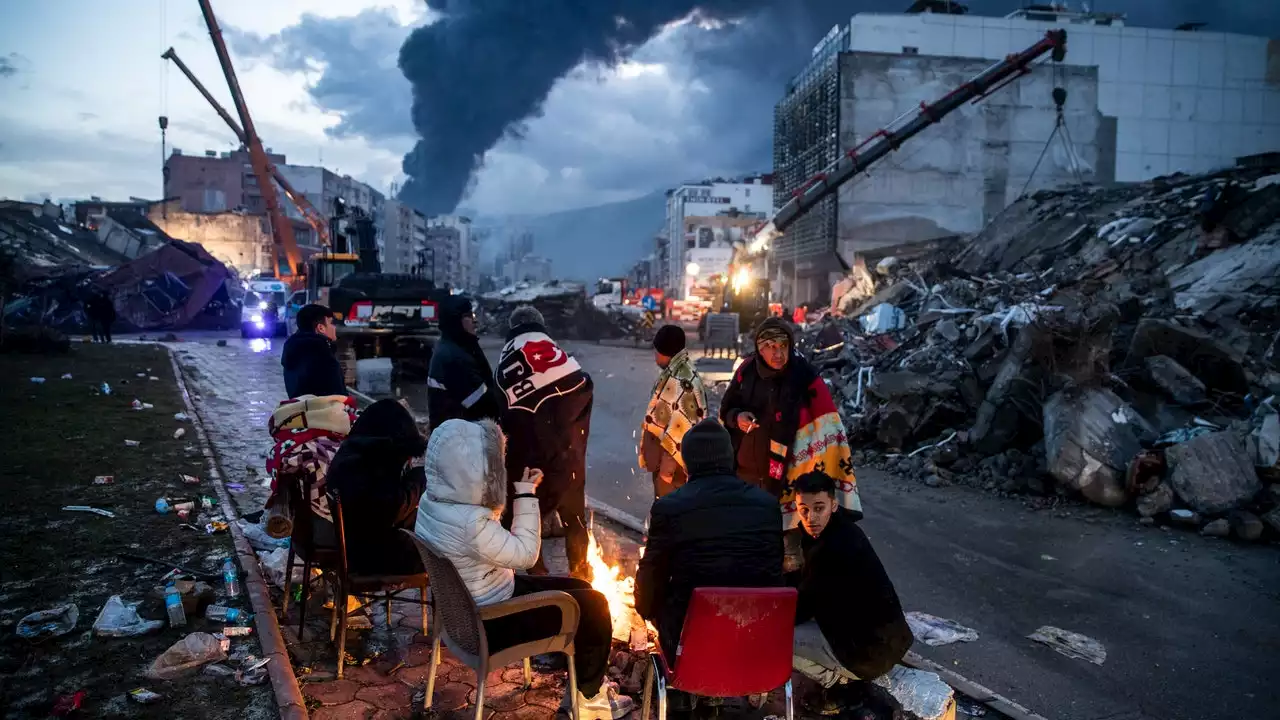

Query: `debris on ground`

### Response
(479, 280, 620, 340)
(905, 611, 980, 647)
(145, 632, 229, 680)
(92, 595, 165, 637)
(16, 604, 79, 641)
(875, 666, 956, 720)
(801, 164, 1280, 542)
(1027, 626, 1107, 665)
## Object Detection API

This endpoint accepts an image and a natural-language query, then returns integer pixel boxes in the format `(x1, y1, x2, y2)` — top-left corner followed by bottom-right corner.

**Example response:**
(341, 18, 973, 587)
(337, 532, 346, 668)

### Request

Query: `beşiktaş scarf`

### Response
(640, 349, 707, 471)
(495, 326, 587, 413)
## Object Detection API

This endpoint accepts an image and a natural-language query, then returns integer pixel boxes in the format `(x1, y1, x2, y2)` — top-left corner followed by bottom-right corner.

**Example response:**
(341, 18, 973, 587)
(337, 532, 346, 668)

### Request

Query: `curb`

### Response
(903, 651, 1048, 720)
(168, 349, 309, 720)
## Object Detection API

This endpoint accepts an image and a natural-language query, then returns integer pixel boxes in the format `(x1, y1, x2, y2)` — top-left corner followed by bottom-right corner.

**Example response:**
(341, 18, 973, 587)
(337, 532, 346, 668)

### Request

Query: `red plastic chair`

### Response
(640, 587, 798, 720)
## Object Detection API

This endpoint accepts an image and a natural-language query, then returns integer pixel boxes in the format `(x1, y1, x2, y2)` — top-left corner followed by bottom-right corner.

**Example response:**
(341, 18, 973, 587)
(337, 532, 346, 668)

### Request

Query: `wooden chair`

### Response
(279, 472, 340, 641)
(328, 496, 429, 679)
(402, 530, 582, 720)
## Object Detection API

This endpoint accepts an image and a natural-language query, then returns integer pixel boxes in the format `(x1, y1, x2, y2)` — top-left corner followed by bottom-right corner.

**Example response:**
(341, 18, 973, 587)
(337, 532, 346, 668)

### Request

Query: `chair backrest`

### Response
(401, 529, 486, 665)
(670, 587, 798, 697)
(328, 492, 352, 577)
(289, 472, 338, 561)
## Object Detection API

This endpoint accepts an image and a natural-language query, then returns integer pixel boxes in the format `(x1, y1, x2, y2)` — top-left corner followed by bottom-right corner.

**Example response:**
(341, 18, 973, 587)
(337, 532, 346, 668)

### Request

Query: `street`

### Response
(168, 330, 1280, 720)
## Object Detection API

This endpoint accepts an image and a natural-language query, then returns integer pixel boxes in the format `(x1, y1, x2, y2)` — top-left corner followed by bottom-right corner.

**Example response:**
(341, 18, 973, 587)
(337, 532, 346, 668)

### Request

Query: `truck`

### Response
(241, 277, 290, 338)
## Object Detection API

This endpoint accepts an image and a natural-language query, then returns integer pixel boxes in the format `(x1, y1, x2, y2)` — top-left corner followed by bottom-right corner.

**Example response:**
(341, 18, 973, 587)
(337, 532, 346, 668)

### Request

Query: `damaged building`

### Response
(806, 161, 1280, 541)
(772, 6, 1280, 305)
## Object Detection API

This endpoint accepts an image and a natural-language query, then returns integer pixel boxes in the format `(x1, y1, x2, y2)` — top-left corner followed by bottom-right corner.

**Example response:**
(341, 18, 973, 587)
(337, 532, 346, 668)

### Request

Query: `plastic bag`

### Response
(16, 604, 79, 640)
(1027, 625, 1107, 665)
(239, 518, 289, 552)
(145, 633, 228, 680)
(874, 666, 955, 720)
(93, 596, 165, 638)
(257, 547, 318, 591)
(904, 611, 979, 647)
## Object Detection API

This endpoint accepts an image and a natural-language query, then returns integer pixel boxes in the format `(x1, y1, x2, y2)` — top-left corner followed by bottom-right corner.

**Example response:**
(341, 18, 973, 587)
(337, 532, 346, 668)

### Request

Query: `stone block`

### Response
(1043, 387, 1152, 507)
(1166, 431, 1261, 515)
(1144, 355, 1206, 405)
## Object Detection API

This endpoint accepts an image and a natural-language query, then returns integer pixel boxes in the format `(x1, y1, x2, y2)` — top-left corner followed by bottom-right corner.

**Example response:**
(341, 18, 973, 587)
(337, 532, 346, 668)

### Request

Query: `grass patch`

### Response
(0, 344, 274, 719)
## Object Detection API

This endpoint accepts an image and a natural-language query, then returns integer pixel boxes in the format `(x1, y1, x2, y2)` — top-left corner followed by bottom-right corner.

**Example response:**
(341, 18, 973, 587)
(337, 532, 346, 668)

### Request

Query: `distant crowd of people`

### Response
(266, 297, 910, 719)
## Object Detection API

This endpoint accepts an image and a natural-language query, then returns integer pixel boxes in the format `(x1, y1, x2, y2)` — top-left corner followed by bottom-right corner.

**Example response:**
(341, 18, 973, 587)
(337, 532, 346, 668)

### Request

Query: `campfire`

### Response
(587, 527, 655, 693)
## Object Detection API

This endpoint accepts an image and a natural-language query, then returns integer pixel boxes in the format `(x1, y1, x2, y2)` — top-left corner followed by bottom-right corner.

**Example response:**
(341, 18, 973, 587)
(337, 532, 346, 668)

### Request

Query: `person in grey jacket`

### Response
(414, 419, 633, 720)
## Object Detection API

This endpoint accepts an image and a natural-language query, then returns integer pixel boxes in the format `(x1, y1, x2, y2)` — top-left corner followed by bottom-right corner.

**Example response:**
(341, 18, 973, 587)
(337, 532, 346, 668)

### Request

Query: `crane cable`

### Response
(1017, 53, 1085, 198)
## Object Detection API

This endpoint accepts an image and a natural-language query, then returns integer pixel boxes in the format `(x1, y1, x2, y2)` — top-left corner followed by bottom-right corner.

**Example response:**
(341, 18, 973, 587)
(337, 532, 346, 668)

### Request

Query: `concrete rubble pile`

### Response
(808, 165, 1280, 540)
(479, 280, 619, 340)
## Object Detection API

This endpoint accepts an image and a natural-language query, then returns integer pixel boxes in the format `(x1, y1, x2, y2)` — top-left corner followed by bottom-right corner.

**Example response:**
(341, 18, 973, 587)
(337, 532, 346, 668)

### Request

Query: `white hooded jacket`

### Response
(414, 419, 541, 606)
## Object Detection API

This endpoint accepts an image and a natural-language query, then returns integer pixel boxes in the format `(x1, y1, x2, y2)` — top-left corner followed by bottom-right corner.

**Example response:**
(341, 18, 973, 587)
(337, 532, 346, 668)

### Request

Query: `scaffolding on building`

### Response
(771, 26, 847, 269)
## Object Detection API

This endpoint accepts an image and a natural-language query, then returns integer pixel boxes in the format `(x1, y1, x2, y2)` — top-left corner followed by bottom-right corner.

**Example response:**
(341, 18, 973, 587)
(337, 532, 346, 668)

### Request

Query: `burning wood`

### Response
(586, 528, 640, 643)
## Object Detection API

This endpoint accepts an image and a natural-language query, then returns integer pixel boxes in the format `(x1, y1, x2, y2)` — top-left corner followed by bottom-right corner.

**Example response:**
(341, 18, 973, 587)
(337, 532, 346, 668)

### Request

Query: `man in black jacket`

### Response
(635, 419, 784, 664)
(790, 471, 913, 716)
(427, 296, 502, 431)
(281, 304, 348, 399)
(495, 305, 593, 579)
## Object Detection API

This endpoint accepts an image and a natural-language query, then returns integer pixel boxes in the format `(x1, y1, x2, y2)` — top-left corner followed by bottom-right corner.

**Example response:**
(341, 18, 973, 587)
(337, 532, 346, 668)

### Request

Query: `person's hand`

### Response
(523, 467, 544, 490)
(737, 412, 759, 433)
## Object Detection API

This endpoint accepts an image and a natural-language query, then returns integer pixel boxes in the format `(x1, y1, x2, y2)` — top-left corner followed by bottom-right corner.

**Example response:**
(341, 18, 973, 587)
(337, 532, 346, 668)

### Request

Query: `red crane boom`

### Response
(195, 0, 303, 280)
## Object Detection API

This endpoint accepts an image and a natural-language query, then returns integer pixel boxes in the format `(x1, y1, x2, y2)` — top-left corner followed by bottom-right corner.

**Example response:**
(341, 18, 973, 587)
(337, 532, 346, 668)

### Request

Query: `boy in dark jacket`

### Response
(790, 471, 913, 716)
(495, 305, 593, 579)
(427, 296, 502, 430)
(635, 419, 784, 664)
(281, 304, 348, 399)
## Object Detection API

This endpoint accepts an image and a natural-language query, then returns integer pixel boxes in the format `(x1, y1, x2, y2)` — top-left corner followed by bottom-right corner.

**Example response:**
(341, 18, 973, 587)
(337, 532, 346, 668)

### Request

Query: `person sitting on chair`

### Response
(790, 471, 913, 718)
(415, 418, 634, 720)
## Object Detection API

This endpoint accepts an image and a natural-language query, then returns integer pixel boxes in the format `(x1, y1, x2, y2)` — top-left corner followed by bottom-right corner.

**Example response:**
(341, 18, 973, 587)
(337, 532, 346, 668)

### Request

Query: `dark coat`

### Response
(326, 400, 428, 576)
(793, 510, 913, 680)
(635, 471, 784, 660)
(495, 322, 593, 496)
(281, 330, 347, 399)
(719, 353, 818, 494)
(427, 298, 502, 430)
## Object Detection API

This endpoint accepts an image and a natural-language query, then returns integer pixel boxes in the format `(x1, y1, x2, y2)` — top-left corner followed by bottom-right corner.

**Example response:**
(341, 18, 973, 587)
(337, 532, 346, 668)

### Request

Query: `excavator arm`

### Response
(195, 0, 303, 279)
(161, 47, 331, 249)
(752, 29, 1068, 250)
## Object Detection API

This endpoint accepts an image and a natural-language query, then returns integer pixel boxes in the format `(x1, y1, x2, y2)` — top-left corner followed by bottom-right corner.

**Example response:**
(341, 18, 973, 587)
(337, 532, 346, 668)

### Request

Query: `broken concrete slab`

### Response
(1144, 355, 1207, 405)
(1126, 318, 1248, 395)
(1166, 431, 1261, 515)
(1201, 518, 1231, 537)
(1043, 387, 1153, 508)
(1230, 511, 1265, 541)
(1255, 412, 1279, 469)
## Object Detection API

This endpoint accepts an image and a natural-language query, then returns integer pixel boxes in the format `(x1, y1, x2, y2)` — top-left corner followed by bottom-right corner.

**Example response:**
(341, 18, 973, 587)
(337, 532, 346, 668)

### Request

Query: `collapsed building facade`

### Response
(807, 162, 1280, 540)
(772, 7, 1280, 307)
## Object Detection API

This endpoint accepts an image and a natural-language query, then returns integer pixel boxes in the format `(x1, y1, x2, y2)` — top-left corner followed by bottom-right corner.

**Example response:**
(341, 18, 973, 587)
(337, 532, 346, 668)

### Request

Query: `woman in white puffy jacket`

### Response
(415, 419, 633, 720)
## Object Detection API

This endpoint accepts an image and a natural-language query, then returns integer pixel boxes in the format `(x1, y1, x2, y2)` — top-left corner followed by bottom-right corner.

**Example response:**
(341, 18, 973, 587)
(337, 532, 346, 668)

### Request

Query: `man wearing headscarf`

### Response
(638, 325, 707, 498)
(720, 318, 862, 569)
(494, 305, 594, 579)
(427, 296, 502, 431)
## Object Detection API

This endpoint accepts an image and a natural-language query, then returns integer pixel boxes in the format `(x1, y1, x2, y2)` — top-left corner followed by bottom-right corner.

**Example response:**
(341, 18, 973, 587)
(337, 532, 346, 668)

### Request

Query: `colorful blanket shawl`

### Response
(779, 376, 862, 530)
(640, 349, 707, 471)
(265, 394, 356, 529)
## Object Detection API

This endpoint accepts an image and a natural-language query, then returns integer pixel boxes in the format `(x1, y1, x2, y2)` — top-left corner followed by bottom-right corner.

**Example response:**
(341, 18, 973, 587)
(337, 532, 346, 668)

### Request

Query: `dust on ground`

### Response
(0, 344, 274, 719)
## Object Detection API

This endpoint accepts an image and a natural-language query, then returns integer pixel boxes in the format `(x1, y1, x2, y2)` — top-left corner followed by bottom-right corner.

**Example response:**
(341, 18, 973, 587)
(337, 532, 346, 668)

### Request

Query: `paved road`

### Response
(168, 331, 1280, 720)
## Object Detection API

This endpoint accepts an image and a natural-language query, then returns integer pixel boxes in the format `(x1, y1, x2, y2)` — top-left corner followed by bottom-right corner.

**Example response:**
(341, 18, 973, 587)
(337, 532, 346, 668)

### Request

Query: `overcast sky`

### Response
(1, 1, 1276, 217)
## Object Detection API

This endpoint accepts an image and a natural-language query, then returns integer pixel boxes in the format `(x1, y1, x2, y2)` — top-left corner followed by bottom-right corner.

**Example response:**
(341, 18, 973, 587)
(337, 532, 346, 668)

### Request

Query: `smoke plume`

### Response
(397, 1, 785, 215)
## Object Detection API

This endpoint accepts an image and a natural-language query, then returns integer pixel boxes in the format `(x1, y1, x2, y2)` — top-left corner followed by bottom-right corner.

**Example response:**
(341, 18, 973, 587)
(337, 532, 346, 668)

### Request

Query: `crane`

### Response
(161, 46, 332, 250)
(749, 29, 1067, 252)
(195, 0, 303, 281)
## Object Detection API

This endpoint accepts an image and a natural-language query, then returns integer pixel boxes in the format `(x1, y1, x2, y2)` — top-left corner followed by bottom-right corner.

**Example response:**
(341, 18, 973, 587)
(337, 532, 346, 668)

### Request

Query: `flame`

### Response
(587, 528, 636, 641)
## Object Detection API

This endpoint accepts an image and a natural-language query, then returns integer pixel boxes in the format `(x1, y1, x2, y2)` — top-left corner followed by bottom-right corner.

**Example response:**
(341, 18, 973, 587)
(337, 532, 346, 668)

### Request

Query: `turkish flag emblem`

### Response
(521, 339, 568, 374)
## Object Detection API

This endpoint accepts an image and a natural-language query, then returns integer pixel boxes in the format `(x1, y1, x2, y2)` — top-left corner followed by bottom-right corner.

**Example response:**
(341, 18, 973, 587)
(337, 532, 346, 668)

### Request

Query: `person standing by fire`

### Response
(428, 296, 502, 431)
(494, 305, 594, 580)
(719, 317, 862, 568)
(638, 325, 707, 498)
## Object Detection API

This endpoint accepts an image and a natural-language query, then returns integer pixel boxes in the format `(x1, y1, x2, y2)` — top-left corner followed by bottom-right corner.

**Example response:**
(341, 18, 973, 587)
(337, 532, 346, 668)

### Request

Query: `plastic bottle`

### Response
(155, 498, 171, 514)
(164, 584, 186, 627)
(222, 559, 241, 599)
(205, 605, 252, 624)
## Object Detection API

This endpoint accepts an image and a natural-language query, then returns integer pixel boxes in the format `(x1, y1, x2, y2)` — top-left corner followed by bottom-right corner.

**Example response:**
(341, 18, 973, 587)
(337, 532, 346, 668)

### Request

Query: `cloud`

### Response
(0, 52, 29, 79)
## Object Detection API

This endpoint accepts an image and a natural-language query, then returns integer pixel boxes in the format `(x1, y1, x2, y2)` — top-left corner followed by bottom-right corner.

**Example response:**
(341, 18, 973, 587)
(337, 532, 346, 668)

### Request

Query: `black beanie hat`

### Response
(682, 419, 736, 478)
(653, 324, 686, 357)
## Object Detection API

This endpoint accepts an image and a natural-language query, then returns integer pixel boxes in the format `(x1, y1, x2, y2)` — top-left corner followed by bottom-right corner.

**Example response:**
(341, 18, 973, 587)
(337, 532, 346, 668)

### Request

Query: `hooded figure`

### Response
(415, 419, 634, 719)
(720, 318, 862, 530)
(494, 305, 594, 579)
(427, 296, 502, 431)
(326, 399, 429, 576)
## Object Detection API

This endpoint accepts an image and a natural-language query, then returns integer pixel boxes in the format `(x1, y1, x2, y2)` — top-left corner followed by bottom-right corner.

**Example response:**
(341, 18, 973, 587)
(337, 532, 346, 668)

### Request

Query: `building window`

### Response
(903, 46, 919, 55)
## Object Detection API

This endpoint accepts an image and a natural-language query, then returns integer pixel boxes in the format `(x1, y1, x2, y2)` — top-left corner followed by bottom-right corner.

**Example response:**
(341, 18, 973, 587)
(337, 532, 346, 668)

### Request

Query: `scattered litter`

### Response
(222, 626, 253, 637)
(63, 505, 115, 518)
(149, 375, 160, 381)
(29, 377, 45, 384)
(129, 688, 162, 705)
(100, 382, 112, 395)
(239, 518, 289, 552)
(93, 595, 165, 637)
(226, 482, 245, 493)
(174, 428, 186, 439)
(16, 604, 79, 640)
(131, 399, 155, 410)
(174, 412, 190, 422)
(203, 663, 236, 678)
(60, 373, 73, 379)
(236, 656, 272, 686)
(51, 691, 86, 716)
(92, 475, 114, 485)
(205, 520, 229, 534)
(1040, 554, 1056, 561)
(1027, 625, 1107, 665)
(905, 612, 979, 647)
(180, 474, 201, 485)
(955, 699, 987, 717)
(874, 666, 955, 720)
(146, 632, 228, 679)
(124, 439, 140, 447)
